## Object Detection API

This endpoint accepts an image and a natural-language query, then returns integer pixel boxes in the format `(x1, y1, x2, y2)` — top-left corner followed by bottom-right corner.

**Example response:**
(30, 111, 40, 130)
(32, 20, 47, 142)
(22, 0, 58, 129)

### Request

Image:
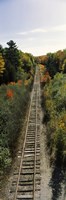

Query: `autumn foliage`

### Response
(0, 40, 35, 175)
(40, 71, 51, 84)
(17, 80, 22, 86)
(43, 73, 66, 165)
(0, 53, 5, 75)
(39, 50, 66, 166)
(6, 89, 14, 98)
(39, 64, 51, 86)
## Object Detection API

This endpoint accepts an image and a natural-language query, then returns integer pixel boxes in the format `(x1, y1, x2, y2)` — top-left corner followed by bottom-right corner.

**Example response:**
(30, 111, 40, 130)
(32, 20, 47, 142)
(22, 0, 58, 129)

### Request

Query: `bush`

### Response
(0, 147, 11, 175)
(43, 72, 66, 166)
(0, 78, 33, 175)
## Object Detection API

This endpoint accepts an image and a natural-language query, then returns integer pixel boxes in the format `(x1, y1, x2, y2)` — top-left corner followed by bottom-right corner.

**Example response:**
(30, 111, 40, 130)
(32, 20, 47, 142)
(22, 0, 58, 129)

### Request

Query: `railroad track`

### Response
(9, 67, 41, 200)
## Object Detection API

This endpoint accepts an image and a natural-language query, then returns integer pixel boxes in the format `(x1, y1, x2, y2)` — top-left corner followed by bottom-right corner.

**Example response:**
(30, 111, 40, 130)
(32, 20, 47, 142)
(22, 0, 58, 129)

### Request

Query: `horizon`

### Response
(2, 40, 66, 57)
(0, 0, 66, 56)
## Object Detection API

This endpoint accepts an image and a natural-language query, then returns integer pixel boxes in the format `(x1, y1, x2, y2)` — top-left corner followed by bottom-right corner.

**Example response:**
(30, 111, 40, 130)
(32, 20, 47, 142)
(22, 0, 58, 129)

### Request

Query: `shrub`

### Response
(0, 77, 33, 174)
(43, 72, 66, 166)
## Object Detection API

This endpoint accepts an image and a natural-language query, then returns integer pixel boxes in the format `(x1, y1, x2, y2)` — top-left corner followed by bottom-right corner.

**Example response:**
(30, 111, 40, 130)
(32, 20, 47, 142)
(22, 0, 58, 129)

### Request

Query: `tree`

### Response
(21, 53, 32, 73)
(0, 45, 3, 55)
(7, 40, 17, 49)
(0, 54, 5, 76)
(2, 40, 21, 83)
(61, 59, 66, 73)
(5, 40, 21, 71)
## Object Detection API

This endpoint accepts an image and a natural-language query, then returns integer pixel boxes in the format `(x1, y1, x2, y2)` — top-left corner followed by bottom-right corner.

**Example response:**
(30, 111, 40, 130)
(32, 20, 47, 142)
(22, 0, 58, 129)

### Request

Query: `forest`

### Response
(0, 42, 66, 177)
(39, 50, 66, 166)
(0, 40, 36, 175)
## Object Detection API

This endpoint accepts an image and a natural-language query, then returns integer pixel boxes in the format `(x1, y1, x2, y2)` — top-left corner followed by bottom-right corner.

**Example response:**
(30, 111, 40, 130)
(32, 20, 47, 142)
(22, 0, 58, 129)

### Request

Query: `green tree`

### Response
(3, 61, 16, 83)
(61, 59, 66, 73)
(0, 45, 3, 55)
(3, 40, 21, 83)
(22, 53, 32, 73)
(5, 40, 20, 71)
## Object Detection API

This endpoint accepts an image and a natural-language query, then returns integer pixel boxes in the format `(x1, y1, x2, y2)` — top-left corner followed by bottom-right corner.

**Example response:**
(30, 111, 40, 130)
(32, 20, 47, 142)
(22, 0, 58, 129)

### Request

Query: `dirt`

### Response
(40, 110, 52, 200)
(40, 108, 66, 200)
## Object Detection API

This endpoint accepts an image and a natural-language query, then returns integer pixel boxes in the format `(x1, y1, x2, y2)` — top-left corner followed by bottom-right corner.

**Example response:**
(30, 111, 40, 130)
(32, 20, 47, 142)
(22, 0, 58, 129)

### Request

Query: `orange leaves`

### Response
(39, 63, 51, 86)
(6, 80, 23, 99)
(40, 71, 51, 84)
(10, 82, 16, 86)
(8, 80, 22, 86)
(17, 80, 22, 86)
(6, 89, 14, 99)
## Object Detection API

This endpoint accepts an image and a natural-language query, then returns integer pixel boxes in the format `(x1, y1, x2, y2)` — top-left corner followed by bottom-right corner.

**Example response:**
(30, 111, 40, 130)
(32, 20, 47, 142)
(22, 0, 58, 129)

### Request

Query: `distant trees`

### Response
(38, 50, 66, 78)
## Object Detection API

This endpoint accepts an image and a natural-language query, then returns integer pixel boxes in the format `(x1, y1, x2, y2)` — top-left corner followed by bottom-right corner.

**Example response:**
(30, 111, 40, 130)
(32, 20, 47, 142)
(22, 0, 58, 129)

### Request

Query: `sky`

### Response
(0, 0, 66, 56)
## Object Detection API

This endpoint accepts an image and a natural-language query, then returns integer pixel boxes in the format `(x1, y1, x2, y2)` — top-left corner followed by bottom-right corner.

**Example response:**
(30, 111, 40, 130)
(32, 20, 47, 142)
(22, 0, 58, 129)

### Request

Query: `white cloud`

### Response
(30, 28, 47, 33)
(17, 31, 27, 35)
(17, 24, 66, 36)
(51, 24, 66, 32)
(17, 28, 47, 36)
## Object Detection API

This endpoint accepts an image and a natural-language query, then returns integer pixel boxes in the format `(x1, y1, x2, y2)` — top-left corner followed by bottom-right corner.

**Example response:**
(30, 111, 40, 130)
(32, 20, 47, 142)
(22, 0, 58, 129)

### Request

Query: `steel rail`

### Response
(12, 67, 40, 200)
(14, 77, 35, 200)
(33, 80, 38, 200)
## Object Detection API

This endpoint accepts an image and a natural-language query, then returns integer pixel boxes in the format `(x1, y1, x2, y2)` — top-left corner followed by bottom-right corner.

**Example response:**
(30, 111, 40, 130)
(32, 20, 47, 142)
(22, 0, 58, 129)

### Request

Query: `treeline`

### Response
(37, 49, 66, 77)
(0, 40, 36, 84)
(39, 50, 66, 166)
(0, 40, 36, 175)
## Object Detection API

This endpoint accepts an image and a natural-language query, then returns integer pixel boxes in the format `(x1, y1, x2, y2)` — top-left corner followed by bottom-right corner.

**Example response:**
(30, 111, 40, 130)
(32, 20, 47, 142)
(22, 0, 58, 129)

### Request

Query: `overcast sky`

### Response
(0, 0, 66, 56)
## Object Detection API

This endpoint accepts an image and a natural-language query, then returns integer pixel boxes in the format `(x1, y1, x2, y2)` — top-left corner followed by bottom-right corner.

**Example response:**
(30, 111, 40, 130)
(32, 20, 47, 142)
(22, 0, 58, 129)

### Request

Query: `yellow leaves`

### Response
(38, 55, 48, 64)
(59, 122, 65, 129)
(46, 99, 54, 112)
(10, 82, 16, 86)
(58, 117, 66, 130)
(46, 99, 51, 108)
(64, 83, 66, 89)
(24, 77, 32, 87)
(59, 83, 66, 96)
(44, 87, 50, 98)
(39, 64, 45, 72)
(24, 80, 29, 86)
(63, 114, 66, 121)
(0, 54, 5, 76)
